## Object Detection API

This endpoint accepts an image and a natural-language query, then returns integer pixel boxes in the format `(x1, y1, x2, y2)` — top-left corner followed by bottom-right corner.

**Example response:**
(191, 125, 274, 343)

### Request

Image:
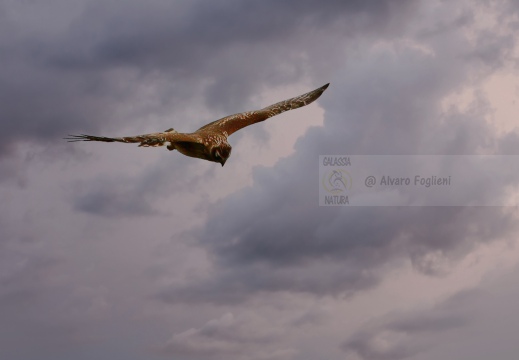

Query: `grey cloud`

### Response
(341, 264, 519, 360)
(290, 305, 331, 328)
(161, 202, 517, 304)
(0, 248, 87, 358)
(57, 0, 411, 70)
(157, 260, 380, 305)
(70, 152, 218, 217)
(157, 312, 296, 360)
(498, 130, 519, 153)
(341, 290, 476, 360)
(73, 182, 157, 217)
(0, 255, 61, 310)
(468, 31, 515, 70)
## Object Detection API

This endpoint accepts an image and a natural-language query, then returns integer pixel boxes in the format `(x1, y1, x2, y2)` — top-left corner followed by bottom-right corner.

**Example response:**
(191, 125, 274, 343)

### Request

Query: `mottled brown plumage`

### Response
(65, 83, 329, 166)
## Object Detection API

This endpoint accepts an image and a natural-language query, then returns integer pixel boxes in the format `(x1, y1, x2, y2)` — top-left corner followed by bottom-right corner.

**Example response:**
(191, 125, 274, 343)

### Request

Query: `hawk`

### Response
(66, 83, 329, 166)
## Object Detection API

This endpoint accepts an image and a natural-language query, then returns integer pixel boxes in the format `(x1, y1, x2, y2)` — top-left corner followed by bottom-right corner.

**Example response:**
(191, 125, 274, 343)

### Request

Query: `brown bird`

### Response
(66, 83, 329, 166)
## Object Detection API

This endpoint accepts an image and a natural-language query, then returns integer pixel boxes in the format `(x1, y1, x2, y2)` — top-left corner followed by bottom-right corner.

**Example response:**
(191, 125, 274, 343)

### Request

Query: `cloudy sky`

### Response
(2, 0, 519, 359)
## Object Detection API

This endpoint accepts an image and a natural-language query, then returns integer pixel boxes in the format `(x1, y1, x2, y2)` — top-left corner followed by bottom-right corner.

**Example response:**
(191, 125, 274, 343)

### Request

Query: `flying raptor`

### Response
(66, 83, 329, 166)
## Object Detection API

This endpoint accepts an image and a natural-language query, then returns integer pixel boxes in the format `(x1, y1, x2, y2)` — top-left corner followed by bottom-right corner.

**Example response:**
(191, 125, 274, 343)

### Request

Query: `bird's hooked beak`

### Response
(215, 149, 226, 166)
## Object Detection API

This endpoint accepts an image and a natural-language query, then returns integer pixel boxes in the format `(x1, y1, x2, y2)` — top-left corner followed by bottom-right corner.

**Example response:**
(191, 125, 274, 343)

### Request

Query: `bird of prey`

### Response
(66, 83, 329, 166)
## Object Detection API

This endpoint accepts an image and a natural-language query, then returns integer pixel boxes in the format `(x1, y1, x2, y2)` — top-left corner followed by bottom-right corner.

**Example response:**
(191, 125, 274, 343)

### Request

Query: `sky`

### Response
(1, 0, 519, 359)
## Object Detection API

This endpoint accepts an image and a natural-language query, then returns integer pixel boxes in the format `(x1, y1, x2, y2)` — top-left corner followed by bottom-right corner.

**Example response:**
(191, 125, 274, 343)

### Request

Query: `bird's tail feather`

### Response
(64, 134, 168, 147)
(64, 134, 138, 143)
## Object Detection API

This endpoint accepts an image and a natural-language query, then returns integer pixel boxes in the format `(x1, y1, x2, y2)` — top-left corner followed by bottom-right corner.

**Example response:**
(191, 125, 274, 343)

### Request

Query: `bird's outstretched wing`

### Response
(197, 83, 329, 137)
(64, 129, 200, 149)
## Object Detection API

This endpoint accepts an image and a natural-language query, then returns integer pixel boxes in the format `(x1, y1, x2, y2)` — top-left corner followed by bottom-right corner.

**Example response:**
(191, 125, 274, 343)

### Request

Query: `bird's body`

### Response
(66, 83, 329, 166)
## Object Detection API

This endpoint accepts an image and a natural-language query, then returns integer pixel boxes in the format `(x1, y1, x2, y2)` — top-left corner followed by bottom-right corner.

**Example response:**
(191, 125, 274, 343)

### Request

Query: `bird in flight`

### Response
(66, 83, 329, 166)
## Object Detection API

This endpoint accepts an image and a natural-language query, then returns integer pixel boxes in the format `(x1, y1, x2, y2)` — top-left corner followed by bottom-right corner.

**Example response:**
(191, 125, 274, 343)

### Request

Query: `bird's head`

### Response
(212, 144, 232, 166)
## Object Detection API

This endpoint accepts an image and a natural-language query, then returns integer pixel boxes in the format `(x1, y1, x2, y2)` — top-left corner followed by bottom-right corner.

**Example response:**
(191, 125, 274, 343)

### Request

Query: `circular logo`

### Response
(322, 169, 352, 194)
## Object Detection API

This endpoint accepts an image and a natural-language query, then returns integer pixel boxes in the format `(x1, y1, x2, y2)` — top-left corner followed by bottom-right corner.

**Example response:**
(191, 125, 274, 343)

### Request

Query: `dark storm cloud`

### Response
(55, 0, 410, 70)
(157, 7, 519, 304)
(0, 0, 414, 160)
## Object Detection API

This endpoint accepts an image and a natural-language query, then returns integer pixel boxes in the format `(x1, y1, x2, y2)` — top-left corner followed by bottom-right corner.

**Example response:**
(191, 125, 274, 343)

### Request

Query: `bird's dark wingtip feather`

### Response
(63, 134, 90, 142)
